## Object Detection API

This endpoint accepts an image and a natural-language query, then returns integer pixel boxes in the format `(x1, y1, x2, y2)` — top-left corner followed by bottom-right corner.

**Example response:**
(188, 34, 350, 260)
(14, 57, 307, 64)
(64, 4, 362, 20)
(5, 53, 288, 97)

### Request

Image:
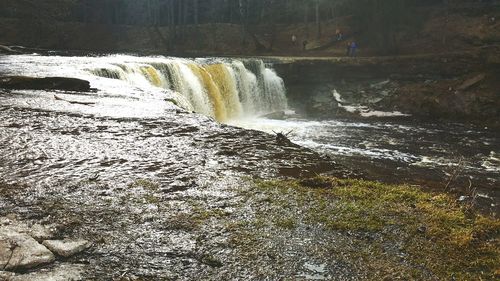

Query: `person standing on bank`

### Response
(350, 41, 358, 57)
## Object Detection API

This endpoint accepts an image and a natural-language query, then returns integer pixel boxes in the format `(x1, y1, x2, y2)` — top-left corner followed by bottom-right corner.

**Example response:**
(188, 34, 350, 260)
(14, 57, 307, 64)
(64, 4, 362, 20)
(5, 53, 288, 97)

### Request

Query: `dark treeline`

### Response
(74, 0, 449, 26)
(2, 0, 468, 26)
(1, 1, 492, 28)
(0, 0, 495, 52)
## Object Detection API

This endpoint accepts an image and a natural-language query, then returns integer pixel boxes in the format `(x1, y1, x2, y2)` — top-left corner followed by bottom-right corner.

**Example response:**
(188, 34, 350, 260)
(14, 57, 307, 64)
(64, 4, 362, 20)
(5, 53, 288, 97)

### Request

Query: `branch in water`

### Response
(54, 95, 95, 106)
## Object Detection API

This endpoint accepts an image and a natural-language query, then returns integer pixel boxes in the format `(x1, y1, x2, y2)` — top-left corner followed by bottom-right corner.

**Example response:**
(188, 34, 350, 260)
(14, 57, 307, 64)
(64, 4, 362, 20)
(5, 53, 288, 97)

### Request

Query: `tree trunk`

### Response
(304, 2, 309, 38)
(316, 0, 321, 39)
(193, 0, 199, 24)
(183, 0, 188, 25)
(239, 0, 248, 46)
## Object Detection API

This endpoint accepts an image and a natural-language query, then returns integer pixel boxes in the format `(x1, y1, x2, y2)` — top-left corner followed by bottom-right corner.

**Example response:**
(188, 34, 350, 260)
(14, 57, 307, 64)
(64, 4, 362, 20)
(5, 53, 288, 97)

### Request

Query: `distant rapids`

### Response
(88, 56, 288, 121)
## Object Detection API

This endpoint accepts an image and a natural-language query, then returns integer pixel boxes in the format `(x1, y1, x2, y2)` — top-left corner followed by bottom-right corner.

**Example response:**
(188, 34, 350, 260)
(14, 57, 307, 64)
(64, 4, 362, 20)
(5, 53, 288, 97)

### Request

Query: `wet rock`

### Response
(417, 226, 427, 234)
(200, 255, 223, 268)
(0, 76, 91, 92)
(0, 271, 15, 279)
(0, 228, 55, 270)
(9, 264, 84, 281)
(458, 195, 471, 202)
(0, 218, 12, 227)
(0, 217, 29, 233)
(30, 224, 57, 243)
(42, 239, 91, 258)
(261, 111, 286, 120)
(0, 238, 14, 268)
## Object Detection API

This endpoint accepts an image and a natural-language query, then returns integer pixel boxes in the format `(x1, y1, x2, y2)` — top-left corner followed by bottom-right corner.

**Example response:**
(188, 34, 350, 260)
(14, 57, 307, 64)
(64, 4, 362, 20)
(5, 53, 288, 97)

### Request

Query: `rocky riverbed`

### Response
(0, 80, 348, 279)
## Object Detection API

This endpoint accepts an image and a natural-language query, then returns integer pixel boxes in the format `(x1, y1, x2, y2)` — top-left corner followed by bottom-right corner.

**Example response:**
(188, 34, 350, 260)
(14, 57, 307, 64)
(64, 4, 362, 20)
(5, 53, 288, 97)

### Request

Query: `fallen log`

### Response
(0, 45, 21, 54)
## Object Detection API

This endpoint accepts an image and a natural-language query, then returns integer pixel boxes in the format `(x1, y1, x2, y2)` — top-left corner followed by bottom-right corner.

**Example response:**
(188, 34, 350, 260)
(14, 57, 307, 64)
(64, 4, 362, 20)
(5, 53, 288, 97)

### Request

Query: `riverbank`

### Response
(1, 176, 499, 280)
(270, 49, 500, 128)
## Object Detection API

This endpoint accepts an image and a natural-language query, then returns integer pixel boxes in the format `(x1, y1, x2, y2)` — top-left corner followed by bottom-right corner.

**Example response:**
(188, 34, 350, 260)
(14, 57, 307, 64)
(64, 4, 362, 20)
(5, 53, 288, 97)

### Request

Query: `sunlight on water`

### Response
(1, 54, 498, 207)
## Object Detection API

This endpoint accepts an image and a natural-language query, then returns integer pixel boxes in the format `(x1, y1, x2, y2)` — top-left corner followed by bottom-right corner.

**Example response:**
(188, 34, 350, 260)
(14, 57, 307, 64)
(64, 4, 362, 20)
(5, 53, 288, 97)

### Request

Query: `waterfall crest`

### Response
(89, 57, 288, 121)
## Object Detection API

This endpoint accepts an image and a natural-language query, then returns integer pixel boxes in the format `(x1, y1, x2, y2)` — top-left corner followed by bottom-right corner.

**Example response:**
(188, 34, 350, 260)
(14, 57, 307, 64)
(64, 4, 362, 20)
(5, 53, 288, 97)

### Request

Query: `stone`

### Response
(0, 217, 29, 234)
(0, 76, 91, 92)
(0, 270, 16, 280)
(0, 238, 15, 269)
(30, 224, 56, 243)
(9, 264, 84, 281)
(0, 218, 12, 226)
(260, 111, 286, 120)
(0, 228, 55, 270)
(42, 240, 90, 258)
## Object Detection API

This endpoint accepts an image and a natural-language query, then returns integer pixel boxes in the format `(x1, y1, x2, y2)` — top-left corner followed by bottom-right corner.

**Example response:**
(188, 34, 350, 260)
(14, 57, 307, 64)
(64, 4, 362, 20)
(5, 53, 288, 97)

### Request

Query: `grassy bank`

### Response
(229, 177, 500, 280)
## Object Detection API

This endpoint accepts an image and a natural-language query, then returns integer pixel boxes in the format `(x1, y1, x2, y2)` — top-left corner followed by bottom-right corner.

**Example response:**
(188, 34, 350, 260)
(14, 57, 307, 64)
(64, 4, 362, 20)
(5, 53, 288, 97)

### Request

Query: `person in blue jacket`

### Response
(350, 41, 358, 57)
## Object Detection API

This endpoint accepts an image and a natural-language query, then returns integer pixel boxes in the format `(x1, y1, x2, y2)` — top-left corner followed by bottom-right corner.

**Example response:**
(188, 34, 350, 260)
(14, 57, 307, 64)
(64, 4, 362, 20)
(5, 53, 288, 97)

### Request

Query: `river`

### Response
(0, 54, 498, 214)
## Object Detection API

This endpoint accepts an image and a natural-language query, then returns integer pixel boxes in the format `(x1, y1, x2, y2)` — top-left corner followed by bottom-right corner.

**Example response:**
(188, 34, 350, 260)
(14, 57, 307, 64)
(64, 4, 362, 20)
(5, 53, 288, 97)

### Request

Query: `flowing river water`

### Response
(0, 54, 498, 214)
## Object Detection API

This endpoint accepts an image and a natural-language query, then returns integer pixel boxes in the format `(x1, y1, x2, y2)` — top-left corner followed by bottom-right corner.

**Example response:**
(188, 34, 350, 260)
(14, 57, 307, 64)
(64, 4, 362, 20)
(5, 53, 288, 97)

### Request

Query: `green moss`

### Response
(165, 98, 179, 107)
(275, 217, 297, 229)
(201, 255, 223, 268)
(191, 205, 231, 223)
(144, 194, 159, 204)
(251, 176, 500, 280)
(128, 179, 159, 191)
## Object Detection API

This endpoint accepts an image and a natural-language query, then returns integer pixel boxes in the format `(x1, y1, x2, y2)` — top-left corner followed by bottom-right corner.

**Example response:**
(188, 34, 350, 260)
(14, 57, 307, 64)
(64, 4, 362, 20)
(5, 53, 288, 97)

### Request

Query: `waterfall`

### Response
(89, 57, 288, 122)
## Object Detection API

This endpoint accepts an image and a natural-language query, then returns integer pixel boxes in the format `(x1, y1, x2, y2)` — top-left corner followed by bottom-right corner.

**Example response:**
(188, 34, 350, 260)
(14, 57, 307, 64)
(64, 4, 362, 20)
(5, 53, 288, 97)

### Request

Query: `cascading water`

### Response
(89, 56, 288, 122)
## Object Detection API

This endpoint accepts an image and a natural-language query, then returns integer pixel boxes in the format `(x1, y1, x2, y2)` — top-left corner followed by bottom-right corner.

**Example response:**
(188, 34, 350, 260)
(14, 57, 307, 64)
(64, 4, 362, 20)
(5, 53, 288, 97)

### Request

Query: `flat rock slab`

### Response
(42, 240, 90, 258)
(0, 228, 55, 270)
(0, 76, 91, 92)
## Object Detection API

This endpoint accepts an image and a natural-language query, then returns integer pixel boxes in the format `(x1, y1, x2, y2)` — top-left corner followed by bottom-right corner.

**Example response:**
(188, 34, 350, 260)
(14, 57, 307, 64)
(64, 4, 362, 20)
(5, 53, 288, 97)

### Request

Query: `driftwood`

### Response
(457, 74, 486, 91)
(54, 95, 95, 106)
(0, 45, 21, 54)
(444, 156, 465, 192)
(272, 130, 294, 145)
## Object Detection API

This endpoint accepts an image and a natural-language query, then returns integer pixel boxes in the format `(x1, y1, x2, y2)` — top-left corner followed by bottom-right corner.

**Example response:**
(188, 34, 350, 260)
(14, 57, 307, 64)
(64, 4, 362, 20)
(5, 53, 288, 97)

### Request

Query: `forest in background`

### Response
(0, 0, 498, 54)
